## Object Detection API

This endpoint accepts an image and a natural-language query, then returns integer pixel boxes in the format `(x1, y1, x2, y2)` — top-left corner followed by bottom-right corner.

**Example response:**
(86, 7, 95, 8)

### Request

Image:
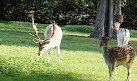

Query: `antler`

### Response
(30, 15, 41, 40)
(33, 38, 39, 44)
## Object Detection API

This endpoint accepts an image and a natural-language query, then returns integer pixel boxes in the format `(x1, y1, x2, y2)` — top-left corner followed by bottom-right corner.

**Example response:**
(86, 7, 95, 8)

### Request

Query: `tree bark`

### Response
(89, 0, 123, 38)
(106, 0, 113, 37)
(89, 0, 106, 37)
(113, 0, 123, 36)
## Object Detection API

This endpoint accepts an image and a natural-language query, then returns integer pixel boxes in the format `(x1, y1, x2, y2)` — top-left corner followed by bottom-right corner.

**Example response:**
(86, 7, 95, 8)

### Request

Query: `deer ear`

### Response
(44, 40, 50, 44)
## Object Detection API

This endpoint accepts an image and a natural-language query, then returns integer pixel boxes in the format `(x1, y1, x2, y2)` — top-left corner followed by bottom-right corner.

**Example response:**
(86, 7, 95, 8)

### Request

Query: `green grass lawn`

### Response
(0, 21, 137, 81)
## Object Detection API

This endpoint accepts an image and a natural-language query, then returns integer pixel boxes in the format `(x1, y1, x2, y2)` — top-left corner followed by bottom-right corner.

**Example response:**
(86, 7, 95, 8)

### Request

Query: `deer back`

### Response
(108, 46, 136, 64)
(44, 23, 62, 44)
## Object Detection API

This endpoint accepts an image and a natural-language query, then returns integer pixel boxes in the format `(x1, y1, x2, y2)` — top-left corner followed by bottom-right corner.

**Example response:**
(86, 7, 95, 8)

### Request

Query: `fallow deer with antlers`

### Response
(30, 15, 63, 63)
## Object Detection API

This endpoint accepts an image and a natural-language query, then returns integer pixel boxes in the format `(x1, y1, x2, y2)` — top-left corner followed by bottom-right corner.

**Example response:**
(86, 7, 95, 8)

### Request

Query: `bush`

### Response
(122, 0, 137, 29)
(62, 25, 94, 33)
(130, 30, 137, 38)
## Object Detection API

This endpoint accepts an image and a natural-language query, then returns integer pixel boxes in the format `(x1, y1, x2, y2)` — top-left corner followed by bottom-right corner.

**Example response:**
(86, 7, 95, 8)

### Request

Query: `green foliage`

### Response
(62, 25, 94, 33)
(0, 21, 137, 81)
(130, 30, 137, 38)
(0, 0, 96, 25)
(122, 0, 137, 28)
(0, 0, 137, 28)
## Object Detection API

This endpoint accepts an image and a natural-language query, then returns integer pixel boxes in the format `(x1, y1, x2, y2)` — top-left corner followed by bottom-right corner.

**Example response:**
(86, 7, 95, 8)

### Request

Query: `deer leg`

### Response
(109, 65, 115, 81)
(56, 46, 60, 62)
(47, 49, 50, 63)
(126, 65, 132, 81)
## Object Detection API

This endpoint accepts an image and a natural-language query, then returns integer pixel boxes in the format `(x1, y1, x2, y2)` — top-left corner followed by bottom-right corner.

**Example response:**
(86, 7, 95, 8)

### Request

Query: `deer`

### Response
(117, 29, 130, 46)
(99, 36, 136, 81)
(30, 15, 63, 63)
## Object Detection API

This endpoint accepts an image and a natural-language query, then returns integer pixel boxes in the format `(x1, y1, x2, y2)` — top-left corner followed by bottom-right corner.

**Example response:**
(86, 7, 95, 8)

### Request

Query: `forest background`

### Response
(0, 0, 137, 29)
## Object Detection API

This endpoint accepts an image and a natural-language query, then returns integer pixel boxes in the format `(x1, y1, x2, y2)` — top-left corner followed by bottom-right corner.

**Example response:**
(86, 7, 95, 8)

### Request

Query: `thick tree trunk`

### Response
(89, 0, 122, 38)
(106, 0, 113, 37)
(89, 0, 106, 37)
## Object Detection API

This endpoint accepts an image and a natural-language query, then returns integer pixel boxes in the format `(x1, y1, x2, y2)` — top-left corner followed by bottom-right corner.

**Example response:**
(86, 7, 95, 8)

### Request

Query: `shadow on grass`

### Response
(0, 29, 101, 53)
(62, 35, 101, 52)
(0, 21, 10, 24)
(0, 73, 102, 81)
(128, 41, 137, 51)
(0, 30, 44, 47)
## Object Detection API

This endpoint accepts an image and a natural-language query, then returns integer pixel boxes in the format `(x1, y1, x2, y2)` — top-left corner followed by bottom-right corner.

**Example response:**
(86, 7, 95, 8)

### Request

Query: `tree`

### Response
(0, 0, 96, 25)
(89, 0, 124, 37)
(122, 0, 137, 29)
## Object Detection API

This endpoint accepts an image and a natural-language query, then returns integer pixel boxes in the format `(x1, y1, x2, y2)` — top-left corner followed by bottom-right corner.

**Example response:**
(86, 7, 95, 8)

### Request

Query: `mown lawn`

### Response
(0, 21, 137, 81)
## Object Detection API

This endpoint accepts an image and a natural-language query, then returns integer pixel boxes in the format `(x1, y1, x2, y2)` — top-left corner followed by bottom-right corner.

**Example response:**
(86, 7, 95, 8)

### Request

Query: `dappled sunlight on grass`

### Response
(0, 21, 137, 81)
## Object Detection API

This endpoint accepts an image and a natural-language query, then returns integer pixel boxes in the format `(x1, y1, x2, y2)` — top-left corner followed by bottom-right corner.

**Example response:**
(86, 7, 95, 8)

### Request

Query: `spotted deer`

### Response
(30, 15, 63, 63)
(117, 29, 130, 46)
(99, 36, 136, 81)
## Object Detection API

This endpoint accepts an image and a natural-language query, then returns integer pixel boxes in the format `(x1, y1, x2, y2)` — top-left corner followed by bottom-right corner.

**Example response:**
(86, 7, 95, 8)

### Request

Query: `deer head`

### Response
(99, 36, 109, 47)
(30, 15, 55, 56)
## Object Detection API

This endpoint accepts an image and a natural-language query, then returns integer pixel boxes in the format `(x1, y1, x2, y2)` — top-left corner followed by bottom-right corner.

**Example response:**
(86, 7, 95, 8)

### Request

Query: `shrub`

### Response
(62, 25, 94, 33)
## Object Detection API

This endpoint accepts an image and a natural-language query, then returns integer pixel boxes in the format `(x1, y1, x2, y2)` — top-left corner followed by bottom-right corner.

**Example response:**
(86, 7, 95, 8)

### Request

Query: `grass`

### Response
(0, 21, 137, 81)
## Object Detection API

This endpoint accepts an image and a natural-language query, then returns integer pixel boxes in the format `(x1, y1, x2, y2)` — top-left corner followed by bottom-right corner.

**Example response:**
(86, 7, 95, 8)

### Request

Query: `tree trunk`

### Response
(89, 0, 106, 37)
(89, 0, 122, 38)
(113, 0, 123, 36)
(106, 0, 113, 37)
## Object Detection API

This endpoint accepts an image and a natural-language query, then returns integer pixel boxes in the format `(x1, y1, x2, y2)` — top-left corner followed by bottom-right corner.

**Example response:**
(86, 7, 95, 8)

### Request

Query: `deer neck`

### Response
(102, 46, 110, 65)
(102, 46, 108, 56)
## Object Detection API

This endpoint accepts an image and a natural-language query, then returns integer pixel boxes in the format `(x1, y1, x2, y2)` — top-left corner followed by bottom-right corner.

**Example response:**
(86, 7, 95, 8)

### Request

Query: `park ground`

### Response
(0, 21, 137, 81)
